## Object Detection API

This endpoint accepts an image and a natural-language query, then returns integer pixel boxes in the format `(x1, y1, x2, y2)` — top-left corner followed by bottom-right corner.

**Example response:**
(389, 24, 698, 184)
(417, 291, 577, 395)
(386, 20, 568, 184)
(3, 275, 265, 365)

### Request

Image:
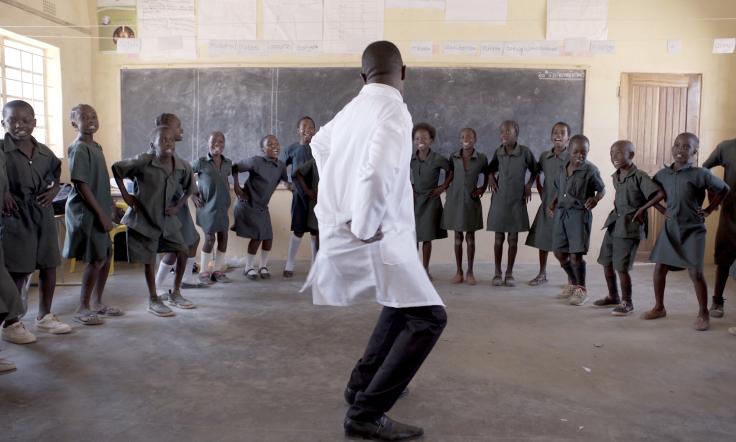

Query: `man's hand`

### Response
(361, 227, 384, 244)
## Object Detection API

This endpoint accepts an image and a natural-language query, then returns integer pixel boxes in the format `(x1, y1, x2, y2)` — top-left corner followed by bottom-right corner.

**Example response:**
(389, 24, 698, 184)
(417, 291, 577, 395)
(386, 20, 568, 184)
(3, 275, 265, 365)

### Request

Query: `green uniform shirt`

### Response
(703, 139, 736, 264)
(554, 160, 605, 210)
(441, 149, 487, 232)
(0, 148, 22, 318)
(602, 166, 661, 239)
(192, 154, 232, 234)
(486, 143, 538, 232)
(526, 148, 569, 250)
(112, 152, 194, 240)
(411, 149, 450, 241)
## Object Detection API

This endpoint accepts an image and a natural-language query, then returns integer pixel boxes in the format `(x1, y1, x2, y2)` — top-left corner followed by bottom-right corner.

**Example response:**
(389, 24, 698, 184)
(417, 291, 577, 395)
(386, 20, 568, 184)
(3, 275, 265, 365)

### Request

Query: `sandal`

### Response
(504, 276, 515, 287)
(528, 274, 548, 286)
(165, 290, 196, 309)
(96, 305, 124, 317)
(212, 271, 232, 283)
(491, 275, 504, 286)
(245, 268, 258, 280)
(74, 312, 104, 326)
(259, 267, 271, 279)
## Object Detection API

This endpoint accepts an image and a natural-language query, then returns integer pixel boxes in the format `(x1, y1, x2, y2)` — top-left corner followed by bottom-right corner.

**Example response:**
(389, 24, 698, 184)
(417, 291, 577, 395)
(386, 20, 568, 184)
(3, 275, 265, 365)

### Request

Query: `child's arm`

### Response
(699, 186, 729, 220)
(525, 171, 538, 203)
(430, 170, 454, 197)
(111, 160, 141, 212)
(294, 169, 316, 202)
(231, 161, 251, 202)
(487, 153, 499, 193)
(535, 174, 543, 196)
(76, 182, 114, 232)
(524, 150, 539, 203)
(36, 157, 62, 207)
(190, 160, 204, 208)
(546, 195, 558, 219)
(473, 168, 490, 198)
(166, 167, 194, 216)
(633, 189, 666, 224)
(584, 169, 606, 210)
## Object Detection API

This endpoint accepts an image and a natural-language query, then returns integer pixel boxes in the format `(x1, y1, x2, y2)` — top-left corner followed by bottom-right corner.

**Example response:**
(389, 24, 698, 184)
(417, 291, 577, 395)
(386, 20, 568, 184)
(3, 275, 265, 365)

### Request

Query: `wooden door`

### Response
(618, 73, 702, 255)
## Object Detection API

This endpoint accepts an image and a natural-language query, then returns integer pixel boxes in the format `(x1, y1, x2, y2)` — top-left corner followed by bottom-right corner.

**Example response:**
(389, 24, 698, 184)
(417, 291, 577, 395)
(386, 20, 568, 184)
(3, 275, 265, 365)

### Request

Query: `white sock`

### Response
(285, 234, 301, 271)
(155, 262, 174, 287)
(260, 250, 271, 269)
(245, 253, 256, 271)
(183, 257, 197, 283)
(200, 251, 213, 274)
(310, 237, 318, 262)
(214, 251, 226, 272)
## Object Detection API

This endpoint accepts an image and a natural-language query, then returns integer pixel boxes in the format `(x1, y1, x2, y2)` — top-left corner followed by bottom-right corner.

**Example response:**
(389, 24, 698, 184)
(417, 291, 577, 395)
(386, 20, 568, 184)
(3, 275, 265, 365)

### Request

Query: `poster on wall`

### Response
(97, 0, 138, 53)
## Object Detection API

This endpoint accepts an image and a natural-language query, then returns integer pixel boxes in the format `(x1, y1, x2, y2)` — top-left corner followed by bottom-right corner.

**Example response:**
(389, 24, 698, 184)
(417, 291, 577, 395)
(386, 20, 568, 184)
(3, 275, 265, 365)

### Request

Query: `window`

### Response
(0, 32, 61, 156)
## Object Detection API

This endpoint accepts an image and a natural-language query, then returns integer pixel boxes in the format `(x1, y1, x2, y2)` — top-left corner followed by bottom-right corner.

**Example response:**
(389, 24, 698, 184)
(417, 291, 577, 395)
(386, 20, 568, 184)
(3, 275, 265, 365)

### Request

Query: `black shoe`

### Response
(593, 296, 620, 307)
(344, 415, 423, 441)
(611, 301, 634, 316)
(710, 303, 724, 318)
(344, 386, 410, 405)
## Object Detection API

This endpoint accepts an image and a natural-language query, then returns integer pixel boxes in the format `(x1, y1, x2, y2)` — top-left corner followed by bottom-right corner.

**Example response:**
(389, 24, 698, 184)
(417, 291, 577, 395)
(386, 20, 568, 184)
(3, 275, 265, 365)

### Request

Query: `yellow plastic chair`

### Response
(68, 201, 129, 275)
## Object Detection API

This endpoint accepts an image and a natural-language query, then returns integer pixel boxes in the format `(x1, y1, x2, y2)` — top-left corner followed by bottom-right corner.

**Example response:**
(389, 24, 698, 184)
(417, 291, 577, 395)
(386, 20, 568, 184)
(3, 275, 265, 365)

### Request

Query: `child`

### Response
(293, 158, 320, 252)
(702, 137, 736, 319)
(595, 140, 664, 315)
(281, 116, 318, 277)
(410, 123, 452, 280)
(152, 113, 205, 290)
(192, 131, 233, 283)
(63, 104, 123, 325)
(548, 134, 605, 306)
(1, 100, 71, 335)
(644, 132, 729, 331)
(486, 121, 538, 287)
(441, 128, 489, 285)
(526, 122, 571, 286)
(232, 134, 288, 280)
(112, 125, 196, 317)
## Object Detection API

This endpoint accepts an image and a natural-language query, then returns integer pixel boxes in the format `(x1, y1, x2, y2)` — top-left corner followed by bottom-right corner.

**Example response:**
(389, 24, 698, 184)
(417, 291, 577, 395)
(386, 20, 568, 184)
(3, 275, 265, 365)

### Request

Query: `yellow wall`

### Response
(5, 0, 736, 267)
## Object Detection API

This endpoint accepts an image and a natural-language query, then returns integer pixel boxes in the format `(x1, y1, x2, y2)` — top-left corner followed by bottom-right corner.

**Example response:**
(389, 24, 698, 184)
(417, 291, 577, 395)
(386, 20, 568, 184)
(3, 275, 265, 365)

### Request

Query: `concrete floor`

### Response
(1, 261, 735, 441)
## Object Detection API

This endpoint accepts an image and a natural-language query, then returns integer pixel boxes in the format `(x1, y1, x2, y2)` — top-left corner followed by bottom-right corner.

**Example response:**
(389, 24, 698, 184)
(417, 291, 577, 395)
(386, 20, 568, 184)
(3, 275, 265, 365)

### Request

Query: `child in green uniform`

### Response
(192, 131, 233, 283)
(548, 134, 606, 306)
(112, 126, 196, 317)
(153, 114, 205, 290)
(1, 100, 71, 335)
(63, 104, 123, 325)
(293, 158, 320, 252)
(487, 121, 538, 287)
(232, 135, 288, 280)
(410, 123, 452, 280)
(526, 122, 571, 286)
(441, 128, 489, 285)
(594, 141, 664, 316)
(644, 132, 729, 331)
(701, 137, 736, 319)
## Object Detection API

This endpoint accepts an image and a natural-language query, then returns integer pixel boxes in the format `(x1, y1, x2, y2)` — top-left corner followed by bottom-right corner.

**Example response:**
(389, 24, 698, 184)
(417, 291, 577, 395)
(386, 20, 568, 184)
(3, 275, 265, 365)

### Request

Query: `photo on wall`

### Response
(97, 0, 137, 53)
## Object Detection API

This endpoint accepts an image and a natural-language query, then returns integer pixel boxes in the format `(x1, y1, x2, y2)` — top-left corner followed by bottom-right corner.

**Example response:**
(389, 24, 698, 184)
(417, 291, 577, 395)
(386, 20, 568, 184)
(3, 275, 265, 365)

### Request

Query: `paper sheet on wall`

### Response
(198, 0, 257, 41)
(138, 0, 197, 58)
(442, 41, 477, 56)
(713, 38, 736, 54)
(409, 41, 436, 57)
(263, 0, 323, 41)
(546, 0, 608, 41)
(323, 0, 384, 54)
(386, 0, 445, 9)
(445, 0, 506, 24)
(116, 37, 141, 54)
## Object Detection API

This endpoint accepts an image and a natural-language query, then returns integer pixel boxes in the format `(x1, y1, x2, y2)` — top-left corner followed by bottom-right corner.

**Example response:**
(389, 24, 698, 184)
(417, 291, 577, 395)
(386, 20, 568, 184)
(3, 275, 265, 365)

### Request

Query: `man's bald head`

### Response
(361, 41, 405, 90)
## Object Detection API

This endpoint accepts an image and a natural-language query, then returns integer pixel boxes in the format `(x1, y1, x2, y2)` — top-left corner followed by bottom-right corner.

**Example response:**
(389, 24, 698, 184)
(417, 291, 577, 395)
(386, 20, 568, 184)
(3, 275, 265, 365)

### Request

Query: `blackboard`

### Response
(121, 67, 585, 162)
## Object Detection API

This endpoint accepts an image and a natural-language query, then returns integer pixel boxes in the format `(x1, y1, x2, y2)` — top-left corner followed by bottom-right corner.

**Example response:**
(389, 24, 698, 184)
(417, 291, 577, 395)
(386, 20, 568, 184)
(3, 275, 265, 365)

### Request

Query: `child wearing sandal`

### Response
(548, 134, 605, 306)
(526, 122, 571, 287)
(486, 120, 538, 287)
(594, 140, 664, 316)
(112, 126, 196, 317)
(441, 128, 489, 285)
(410, 123, 452, 280)
(644, 132, 729, 331)
(232, 135, 288, 280)
(192, 131, 233, 284)
(63, 104, 123, 326)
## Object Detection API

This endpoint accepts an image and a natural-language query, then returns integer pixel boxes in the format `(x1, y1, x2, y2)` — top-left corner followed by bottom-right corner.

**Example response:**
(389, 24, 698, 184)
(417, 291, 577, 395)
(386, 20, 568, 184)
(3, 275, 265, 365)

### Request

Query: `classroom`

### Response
(1, 0, 735, 440)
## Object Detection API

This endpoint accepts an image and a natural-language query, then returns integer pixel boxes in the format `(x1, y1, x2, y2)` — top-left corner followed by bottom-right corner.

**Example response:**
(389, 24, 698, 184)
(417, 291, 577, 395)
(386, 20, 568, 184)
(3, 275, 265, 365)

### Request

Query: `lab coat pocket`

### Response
(379, 229, 417, 265)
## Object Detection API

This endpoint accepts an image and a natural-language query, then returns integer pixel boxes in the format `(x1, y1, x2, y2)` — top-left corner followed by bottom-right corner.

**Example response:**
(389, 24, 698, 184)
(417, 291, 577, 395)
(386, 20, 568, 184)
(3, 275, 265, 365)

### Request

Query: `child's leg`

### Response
(144, 263, 157, 300)
(529, 250, 549, 285)
(182, 237, 201, 285)
(173, 251, 188, 292)
(421, 241, 432, 272)
(466, 232, 476, 284)
(452, 232, 464, 282)
(712, 261, 733, 314)
(201, 233, 216, 274)
(213, 231, 228, 271)
(37, 267, 57, 320)
(92, 255, 114, 311)
(618, 270, 632, 304)
(285, 232, 303, 273)
(506, 232, 519, 277)
(599, 263, 620, 303)
(554, 252, 577, 285)
(643, 263, 669, 319)
(156, 253, 177, 287)
(79, 259, 106, 312)
(570, 253, 586, 288)
(493, 232, 504, 277)
(689, 267, 710, 330)
(244, 239, 261, 278)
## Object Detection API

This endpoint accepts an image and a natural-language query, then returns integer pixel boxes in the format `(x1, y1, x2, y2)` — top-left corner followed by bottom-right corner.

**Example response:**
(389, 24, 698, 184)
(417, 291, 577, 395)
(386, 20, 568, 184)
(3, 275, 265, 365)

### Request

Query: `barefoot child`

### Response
(281, 116, 318, 277)
(441, 128, 489, 285)
(410, 123, 452, 280)
(232, 135, 288, 280)
(548, 134, 605, 306)
(112, 126, 196, 317)
(293, 158, 320, 253)
(644, 132, 729, 331)
(63, 104, 123, 325)
(153, 113, 205, 290)
(594, 140, 664, 315)
(192, 131, 233, 283)
(526, 122, 571, 286)
(1, 100, 71, 335)
(702, 137, 736, 319)
(486, 121, 538, 287)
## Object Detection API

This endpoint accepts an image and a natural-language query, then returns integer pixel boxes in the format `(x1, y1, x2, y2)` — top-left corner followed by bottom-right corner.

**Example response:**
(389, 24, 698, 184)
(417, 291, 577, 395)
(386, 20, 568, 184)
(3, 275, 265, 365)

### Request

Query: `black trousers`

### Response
(346, 305, 447, 422)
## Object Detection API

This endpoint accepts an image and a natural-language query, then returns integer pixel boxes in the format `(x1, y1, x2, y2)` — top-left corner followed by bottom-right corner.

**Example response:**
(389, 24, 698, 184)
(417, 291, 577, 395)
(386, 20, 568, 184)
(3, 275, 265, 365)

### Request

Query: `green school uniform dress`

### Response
(111, 152, 191, 264)
(486, 143, 538, 232)
(597, 167, 661, 272)
(172, 154, 199, 248)
(441, 149, 487, 232)
(649, 164, 729, 270)
(0, 133, 61, 273)
(62, 140, 113, 263)
(281, 142, 316, 234)
(192, 154, 233, 234)
(0, 149, 23, 320)
(231, 156, 288, 241)
(526, 148, 569, 251)
(410, 149, 450, 242)
(295, 159, 319, 232)
(552, 160, 605, 254)
(702, 138, 736, 266)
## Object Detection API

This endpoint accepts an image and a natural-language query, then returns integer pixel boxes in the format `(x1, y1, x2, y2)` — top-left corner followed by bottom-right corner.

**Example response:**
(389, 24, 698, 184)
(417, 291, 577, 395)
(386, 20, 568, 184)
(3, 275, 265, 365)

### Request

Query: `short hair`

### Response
(460, 127, 477, 139)
(361, 41, 403, 81)
(2, 100, 35, 117)
(677, 132, 699, 147)
(209, 130, 225, 140)
(297, 116, 315, 128)
(260, 134, 276, 148)
(150, 125, 172, 141)
(154, 113, 178, 127)
(569, 134, 590, 148)
(412, 122, 436, 140)
(70, 104, 92, 122)
(551, 121, 571, 136)
(500, 120, 520, 136)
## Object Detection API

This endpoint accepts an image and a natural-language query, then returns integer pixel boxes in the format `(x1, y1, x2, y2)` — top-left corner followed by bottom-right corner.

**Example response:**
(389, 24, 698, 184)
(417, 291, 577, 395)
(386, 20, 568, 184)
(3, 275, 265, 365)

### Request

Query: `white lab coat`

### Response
(301, 83, 445, 308)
